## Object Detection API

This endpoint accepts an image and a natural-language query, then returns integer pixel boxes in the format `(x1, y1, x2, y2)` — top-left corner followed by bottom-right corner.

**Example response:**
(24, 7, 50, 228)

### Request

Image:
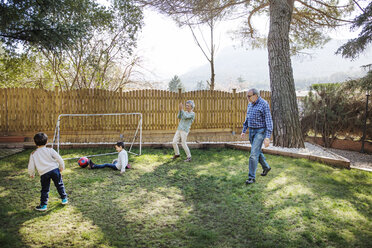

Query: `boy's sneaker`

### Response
(88, 159, 95, 169)
(61, 198, 68, 205)
(35, 205, 47, 211)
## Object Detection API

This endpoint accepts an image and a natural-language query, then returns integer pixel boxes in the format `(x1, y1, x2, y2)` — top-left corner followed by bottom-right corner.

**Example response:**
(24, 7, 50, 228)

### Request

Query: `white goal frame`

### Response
(51, 113, 142, 160)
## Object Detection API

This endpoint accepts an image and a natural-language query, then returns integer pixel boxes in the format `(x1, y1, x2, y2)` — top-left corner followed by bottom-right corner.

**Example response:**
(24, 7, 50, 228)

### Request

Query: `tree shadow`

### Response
(1, 148, 371, 247)
(0, 150, 71, 248)
(258, 157, 372, 247)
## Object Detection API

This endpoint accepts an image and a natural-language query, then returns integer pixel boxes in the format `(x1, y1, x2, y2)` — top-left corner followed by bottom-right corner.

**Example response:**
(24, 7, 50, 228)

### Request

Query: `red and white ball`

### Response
(78, 157, 89, 168)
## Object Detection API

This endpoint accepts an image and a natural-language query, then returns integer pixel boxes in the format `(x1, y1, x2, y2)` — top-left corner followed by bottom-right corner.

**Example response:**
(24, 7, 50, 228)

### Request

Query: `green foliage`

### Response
(0, 49, 35, 88)
(228, 0, 355, 54)
(0, 47, 53, 88)
(336, 2, 372, 59)
(301, 82, 371, 146)
(0, 0, 144, 89)
(38, 0, 143, 90)
(168, 75, 185, 92)
(344, 68, 372, 92)
(0, 148, 371, 247)
(0, 0, 113, 51)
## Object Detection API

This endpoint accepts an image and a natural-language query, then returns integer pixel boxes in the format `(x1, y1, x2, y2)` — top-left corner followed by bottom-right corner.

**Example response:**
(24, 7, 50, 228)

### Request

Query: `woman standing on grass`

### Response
(172, 100, 195, 162)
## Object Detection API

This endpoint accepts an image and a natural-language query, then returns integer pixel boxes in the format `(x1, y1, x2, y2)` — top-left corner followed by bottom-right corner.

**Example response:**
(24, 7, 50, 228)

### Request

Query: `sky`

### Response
(136, 10, 200, 81)
(135, 8, 363, 83)
(136, 9, 260, 81)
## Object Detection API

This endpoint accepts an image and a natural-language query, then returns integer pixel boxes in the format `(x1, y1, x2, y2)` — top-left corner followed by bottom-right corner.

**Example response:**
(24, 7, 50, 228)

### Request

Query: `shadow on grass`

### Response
(0, 148, 371, 248)
(0, 150, 70, 248)
(58, 148, 256, 247)
(258, 157, 372, 247)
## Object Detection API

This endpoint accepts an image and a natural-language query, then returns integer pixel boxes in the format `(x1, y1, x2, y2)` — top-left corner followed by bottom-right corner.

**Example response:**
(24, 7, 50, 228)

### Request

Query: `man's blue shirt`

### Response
(242, 97, 273, 138)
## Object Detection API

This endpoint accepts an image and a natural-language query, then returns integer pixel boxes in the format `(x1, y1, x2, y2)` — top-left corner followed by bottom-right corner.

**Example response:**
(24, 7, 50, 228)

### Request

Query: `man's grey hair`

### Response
(248, 88, 259, 96)
(186, 100, 195, 109)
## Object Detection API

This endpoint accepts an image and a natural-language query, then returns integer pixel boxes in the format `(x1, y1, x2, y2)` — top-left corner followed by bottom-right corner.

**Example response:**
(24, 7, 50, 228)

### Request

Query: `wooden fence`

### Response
(0, 87, 271, 142)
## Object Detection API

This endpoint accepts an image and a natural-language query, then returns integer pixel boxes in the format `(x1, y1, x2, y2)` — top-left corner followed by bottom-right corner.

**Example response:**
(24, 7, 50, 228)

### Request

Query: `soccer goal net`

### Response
(51, 113, 142, 159)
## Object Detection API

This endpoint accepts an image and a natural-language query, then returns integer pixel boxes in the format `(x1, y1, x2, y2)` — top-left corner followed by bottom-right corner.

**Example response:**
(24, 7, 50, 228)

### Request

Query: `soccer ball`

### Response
(78, 157, 89, 168)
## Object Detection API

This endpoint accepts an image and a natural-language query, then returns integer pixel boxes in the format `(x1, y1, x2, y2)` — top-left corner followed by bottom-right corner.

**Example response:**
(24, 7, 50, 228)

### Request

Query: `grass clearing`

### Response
(0, 147, 371, 247)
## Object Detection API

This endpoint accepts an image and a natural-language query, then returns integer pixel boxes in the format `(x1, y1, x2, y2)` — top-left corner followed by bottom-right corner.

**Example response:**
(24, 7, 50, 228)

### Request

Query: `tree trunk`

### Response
(210, 59, 215, 90)
(209, 18, 215, 90)
(267, 0, 305, 148)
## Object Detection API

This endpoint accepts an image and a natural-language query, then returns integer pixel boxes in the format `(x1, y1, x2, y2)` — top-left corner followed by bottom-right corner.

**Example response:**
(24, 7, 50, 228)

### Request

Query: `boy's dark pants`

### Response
(40, 168, 67, 205)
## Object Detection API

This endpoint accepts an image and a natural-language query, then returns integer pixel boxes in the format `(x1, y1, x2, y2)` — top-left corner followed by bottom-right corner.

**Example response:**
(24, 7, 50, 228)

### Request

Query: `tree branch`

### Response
(296, 0, 352, 23)
(247, 3, 269, 38)
(352, 0, 365, 13)
(188, 24, 211, 62)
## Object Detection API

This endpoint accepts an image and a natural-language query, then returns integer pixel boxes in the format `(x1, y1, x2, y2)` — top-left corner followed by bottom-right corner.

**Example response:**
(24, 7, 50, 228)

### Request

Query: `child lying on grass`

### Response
(88, 141, 131, 174)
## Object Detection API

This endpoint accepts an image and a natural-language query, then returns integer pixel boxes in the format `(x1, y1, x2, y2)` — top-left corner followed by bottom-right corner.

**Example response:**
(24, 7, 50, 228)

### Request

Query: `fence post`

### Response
(4, 88, 8, 133)
(232, 88, 237, 135)
(178, 88, 183, 103)
(119, 88, 123, 133)
(203, 90, 207, 129)
(55, 86, 60, 128)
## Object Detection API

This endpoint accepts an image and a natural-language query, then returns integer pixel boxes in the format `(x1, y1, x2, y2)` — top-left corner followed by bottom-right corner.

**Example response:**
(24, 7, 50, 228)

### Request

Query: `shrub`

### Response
(301, 83, 371, 147)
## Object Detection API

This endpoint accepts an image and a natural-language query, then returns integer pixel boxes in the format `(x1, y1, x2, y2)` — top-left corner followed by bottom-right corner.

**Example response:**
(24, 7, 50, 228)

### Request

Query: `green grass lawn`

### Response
(0, 147, 371, 248)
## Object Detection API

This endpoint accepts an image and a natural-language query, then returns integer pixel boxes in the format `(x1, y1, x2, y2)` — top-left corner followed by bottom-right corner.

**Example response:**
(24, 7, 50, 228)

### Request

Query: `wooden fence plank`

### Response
(0, 89, 5, 132)
(0, 88, 271, 138)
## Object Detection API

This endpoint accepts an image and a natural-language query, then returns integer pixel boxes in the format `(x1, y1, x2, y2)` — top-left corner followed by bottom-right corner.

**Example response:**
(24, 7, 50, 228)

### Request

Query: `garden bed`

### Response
(306, 137, 372, 153)
(0, 136, 25, 143)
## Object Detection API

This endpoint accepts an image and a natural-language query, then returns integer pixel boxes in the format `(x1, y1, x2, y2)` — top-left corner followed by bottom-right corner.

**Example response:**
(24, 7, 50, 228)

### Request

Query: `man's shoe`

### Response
(35, 205, 47, 211)
(261, 168, 271, 176)
(184, 157, 192, 162)
(61, 198, 68, 205)
(245, 178, 255, 184)
(172, 155, 180, 160)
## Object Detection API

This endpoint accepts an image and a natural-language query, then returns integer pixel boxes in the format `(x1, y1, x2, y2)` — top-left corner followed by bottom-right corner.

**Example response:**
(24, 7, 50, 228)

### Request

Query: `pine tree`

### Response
(337, 2, 372, 59)
(168, 75, 185, 92)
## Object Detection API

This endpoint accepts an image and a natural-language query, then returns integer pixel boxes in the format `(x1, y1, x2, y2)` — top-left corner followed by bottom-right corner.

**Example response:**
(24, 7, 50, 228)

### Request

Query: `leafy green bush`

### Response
(301, 83, 371, 147)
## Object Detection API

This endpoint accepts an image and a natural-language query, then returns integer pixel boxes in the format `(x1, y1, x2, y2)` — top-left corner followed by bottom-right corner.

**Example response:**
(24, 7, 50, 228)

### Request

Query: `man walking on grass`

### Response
(241, 88, 273, 184)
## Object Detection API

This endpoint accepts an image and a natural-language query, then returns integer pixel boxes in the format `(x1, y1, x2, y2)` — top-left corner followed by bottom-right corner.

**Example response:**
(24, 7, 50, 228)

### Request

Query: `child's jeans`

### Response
(93, 160, 118, 170)
(40, 168, 67, 205)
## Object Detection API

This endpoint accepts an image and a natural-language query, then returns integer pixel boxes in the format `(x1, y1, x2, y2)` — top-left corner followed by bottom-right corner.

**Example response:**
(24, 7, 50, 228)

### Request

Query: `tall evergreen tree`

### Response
(268, 0, 303, 147)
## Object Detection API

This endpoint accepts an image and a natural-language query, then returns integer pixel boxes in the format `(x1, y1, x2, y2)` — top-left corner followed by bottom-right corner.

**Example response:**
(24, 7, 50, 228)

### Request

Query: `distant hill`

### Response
(179, 39, 371, 91)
